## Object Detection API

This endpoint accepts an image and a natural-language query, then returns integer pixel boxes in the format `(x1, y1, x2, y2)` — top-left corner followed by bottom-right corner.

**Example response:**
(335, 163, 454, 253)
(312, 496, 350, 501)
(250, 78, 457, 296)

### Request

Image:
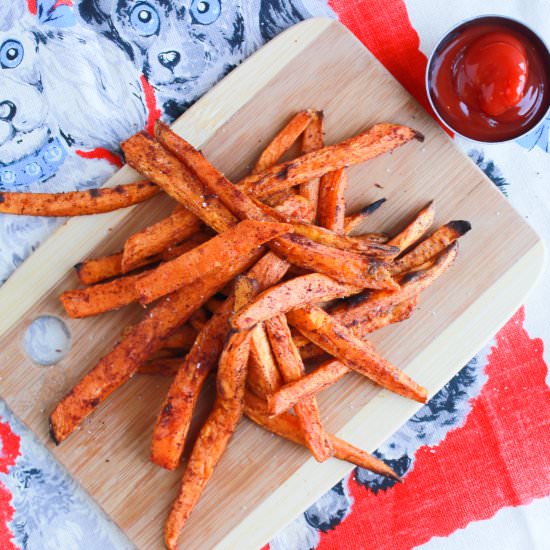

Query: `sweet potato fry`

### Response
(299, 110, 324, 210)
(188, 308, 209, 332)
(138, 358, 182, 377)
(156, 125, 394, 286)
(152, 253, 289, 469)
(124, 322, 198, 352)
(155, 125, 398, 285)
(387, 201, 435, 257)
(152, 130, 307, 228)
(233, 273, 361, 331)
(50, 246, 265, 443)
(245, 392, 400, 480)
(75, 253, 124, 285)
(332, 243, 459, 328)
(155, 121, 270, 224)
(161, 324, 198, 350)
(268, 359, 349, 416)
(252, 111, 314, 174)
(275, 194, 315, 223)
(135, 220, 292, 304)
(164, 278, 255, 549)
(121, 205, 202, 272)
(60, 272, 143, 318)
(391, 220, 471, 275)
(266, 314, 333, 462)
(344, 198, 387, 235)
(293, 298, 418, 361)
(237, 123, 423, 199)
(122, 132, 238, 233)
(122, 323, 198, 355)
(205, 297, 225, 315)
(317, 168, 347, 233)
(247, 323, 283, 397)
(151, 296, 235, 469)
(271, 299, 419, 414)
(245, 251, 290, 291)
(351, 232, 390, 244)
(271, 233, 398, 290)
(349, 296, 419, 339)
(290, 222, 398, 257)
(287, 305, 428, 403)
(160, 231, 212, 261)
(0, 181, 160, 216)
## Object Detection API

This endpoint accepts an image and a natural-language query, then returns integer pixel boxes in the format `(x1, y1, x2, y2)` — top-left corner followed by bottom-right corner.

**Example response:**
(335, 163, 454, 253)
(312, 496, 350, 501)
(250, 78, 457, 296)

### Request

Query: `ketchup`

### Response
(427, 17, 550, 141)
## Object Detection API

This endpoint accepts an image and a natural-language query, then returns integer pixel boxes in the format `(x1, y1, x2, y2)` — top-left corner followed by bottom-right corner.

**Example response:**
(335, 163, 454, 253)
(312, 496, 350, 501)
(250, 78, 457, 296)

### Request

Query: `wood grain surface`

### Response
(0, 18, 544, 550)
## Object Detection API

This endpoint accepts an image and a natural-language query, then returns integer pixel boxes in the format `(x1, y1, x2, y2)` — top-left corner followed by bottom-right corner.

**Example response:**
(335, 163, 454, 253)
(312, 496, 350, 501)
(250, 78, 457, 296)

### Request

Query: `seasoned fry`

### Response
(161, 324, 198, 350)
(350, 296, 419, 339)
(237, 123, 423, 199)
(344, 198, 387, 235)
(287, 305, 428, 403)
(188, 308, 209, 332)
(247, 323, 283, 397)
(155, 121, 271, 224)
(233, 273, 361, 331)
(135, 220, 292, 304)
(165, 326, 252, 549)
(0, 181, 160, 216)
(160, 231, 213, 261)
(245, 392, 400, 480)
(151, 296, 234, 469)
(268, 359, 349, 415)
(332, 243, 459, 328)
(155, 125, 394, 287)
(122, 205, 202, 272)
(253, 111, 314, 174)
(291, 222, 398, 257)
(122, 132, 238, 233)
(60, 272, 143, 318)
(75, 253, 124, 285)
(246, 252, 290, 291)
(274, 194, 315, 223)
(317, 168, 347, 233)
(205, 297, 225, 315)
(122, 323, 198, 353)
(272, 299, 419, 414)
(299, 110, 324, 210)
(272, 233, 398, 290)
(164, 278, 255, 549)
(387, 201, 435, 257)
(391, 220, 471, 275)
(138, 358, 182, 377)
(152, 252, 289, 469)
(351, 232, 390, 244)
(266, 314, 333, 462)
(50, 247, 265, 443)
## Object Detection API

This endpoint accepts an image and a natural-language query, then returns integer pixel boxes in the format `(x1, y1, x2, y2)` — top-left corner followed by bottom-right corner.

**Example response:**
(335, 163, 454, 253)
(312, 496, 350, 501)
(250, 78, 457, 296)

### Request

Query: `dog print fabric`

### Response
(0, 0, 335, 284)
(0, 1, 549, 549)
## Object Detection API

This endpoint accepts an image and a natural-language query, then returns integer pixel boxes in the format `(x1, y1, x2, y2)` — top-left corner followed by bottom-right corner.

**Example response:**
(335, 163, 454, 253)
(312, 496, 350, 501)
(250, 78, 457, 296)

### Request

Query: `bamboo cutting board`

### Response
(0, 18, 544, 550)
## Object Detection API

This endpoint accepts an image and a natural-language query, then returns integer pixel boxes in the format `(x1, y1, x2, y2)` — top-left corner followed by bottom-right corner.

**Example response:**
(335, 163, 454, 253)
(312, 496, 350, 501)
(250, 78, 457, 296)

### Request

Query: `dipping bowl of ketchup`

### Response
(426, 15, 550, 142)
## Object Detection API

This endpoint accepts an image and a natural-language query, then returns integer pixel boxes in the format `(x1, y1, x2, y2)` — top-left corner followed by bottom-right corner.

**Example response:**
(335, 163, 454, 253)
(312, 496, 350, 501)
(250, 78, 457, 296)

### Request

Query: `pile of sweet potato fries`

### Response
(0, 111, 471, 549)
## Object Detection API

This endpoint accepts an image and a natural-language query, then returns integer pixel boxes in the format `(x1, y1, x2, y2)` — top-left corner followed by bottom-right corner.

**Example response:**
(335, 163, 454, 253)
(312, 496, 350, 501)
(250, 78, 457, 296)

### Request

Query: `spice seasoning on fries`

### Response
(2, 111, 469, 548)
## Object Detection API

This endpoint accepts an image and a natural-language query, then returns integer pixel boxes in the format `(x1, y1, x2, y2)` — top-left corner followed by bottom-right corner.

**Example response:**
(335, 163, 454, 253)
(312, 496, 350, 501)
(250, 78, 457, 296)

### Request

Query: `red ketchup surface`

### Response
(428, 18, 550, 141)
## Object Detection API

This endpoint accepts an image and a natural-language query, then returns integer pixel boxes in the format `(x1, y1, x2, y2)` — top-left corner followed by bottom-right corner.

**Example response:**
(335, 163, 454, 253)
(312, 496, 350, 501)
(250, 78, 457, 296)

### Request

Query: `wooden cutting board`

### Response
(0, 18, 544, 550)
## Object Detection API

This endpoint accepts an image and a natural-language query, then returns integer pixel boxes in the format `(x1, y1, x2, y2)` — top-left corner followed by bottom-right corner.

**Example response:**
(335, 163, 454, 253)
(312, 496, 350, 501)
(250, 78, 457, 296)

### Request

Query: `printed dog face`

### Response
(77, 0, 334, 118)
(78, 0, 262, 117)
(0, 27, 50, 167)
(0, 16, 146, 188)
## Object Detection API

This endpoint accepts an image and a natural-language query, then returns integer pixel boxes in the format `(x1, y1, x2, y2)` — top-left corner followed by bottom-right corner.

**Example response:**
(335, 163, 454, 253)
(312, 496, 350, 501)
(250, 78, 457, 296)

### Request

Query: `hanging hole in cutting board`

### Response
(23, 315, 71, 366)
